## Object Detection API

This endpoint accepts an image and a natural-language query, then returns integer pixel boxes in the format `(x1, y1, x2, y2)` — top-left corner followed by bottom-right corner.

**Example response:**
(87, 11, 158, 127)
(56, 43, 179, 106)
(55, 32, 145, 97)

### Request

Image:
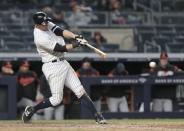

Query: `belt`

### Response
(51, 58, 64, 63)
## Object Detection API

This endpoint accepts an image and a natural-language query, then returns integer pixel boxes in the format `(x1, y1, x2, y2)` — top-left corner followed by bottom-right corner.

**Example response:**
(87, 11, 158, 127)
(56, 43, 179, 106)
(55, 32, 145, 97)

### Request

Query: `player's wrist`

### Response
(74, 35, 83, 40)
(72, 43, 80, 48)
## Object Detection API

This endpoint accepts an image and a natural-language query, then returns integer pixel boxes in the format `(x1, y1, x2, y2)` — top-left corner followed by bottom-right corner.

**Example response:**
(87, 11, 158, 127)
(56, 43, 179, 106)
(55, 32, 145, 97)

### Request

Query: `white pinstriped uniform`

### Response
(33, 24, 85, 106)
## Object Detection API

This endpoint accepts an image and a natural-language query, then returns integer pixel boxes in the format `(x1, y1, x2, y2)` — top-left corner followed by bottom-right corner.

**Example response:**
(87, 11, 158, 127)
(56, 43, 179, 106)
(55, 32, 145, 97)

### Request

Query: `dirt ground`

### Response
(0, 119, 184, 131)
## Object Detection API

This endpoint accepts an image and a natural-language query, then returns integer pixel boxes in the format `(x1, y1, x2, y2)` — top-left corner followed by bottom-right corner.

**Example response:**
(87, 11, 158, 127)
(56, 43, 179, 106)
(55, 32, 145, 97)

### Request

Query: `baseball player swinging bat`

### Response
(22, 12, 106, 124)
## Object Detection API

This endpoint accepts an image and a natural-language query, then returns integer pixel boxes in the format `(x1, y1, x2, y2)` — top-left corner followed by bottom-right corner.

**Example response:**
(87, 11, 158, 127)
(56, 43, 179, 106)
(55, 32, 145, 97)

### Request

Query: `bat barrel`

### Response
(86, 43, 107, 58)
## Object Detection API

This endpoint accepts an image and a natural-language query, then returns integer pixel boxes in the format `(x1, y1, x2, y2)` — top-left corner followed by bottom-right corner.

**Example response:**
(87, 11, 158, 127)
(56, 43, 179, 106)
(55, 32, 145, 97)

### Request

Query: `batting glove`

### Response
(43, 16, 53, 24)
(75, 35, 88, 46)
(46, 17, 53, 22)
(75, 35, 84, 41)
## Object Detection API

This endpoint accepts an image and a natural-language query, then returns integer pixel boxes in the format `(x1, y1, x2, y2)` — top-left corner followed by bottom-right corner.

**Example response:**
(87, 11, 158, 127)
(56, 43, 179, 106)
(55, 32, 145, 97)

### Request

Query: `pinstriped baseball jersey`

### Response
(33, 24, 85, 106)
(34, 24, 65, 63)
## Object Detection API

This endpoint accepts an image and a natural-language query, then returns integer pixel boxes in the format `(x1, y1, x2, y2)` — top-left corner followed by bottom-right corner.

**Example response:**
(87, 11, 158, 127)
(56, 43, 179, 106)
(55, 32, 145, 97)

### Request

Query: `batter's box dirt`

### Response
(0, 119, 183, 131)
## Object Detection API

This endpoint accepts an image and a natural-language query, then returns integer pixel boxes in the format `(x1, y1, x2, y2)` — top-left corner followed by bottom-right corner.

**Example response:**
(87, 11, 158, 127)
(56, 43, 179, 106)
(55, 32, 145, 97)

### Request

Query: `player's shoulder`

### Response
(34, 28, 46, 36)
(34, 28, 49, 43)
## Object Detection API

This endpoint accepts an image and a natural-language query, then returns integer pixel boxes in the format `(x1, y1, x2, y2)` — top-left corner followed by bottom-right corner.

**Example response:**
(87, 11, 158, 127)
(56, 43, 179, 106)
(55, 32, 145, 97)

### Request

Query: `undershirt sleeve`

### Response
(53, 43, 68, 52)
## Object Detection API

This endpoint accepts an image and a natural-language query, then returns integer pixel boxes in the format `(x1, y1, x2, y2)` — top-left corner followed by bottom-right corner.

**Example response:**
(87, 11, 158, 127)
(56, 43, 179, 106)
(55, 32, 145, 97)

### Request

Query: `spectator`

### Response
(1, 61, 14, 75)
(16, 0, 38, 4)
(91, 31, 107, 49)
(39, 0, 53, 5)
(152, 52, 180, 112)
(109, 0, 123, 11)
(107, 62, 129, 112)
(40, 74, 65, 120)
(110, 0, 126, 24)
(76, 57, 102, 112)
(41, 6, 69, 29)
(17, 60, 39, 119)
(52, 9, 70, 29)
(41, 6, 53, 17)
(93, 0, 109, 11)
(66, 0, 94, 27)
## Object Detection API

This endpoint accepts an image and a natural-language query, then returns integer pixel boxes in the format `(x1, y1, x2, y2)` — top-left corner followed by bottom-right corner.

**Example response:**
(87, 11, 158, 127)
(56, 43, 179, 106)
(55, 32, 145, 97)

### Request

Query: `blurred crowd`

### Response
(1, 52, 184, 120)
(37, 0, 128, 27)
(1, 0, 131, 11)
(0, 0, 141, 27)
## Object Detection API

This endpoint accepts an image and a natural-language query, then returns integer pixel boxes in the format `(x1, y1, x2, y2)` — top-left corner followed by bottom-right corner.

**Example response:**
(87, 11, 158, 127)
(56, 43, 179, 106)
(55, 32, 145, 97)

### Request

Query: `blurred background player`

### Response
(40, 74, 65, 120)
(17, 60, 39, 119)
(1, 61, 14, 75)
(107, 62, 129, 112)
(76, 57, 102, 112)
(152, 52, 180, 112)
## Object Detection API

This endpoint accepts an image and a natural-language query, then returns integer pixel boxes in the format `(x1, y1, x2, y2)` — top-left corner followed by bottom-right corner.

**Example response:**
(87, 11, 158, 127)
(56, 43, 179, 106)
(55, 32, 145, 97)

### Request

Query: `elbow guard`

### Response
(53, 43, 68, 52)
(51, 25, 64, 37)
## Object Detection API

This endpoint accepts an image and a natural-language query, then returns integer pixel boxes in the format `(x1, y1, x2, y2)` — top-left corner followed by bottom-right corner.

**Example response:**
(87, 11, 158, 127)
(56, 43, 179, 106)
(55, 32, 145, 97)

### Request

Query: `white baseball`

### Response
(149, 61, 156, 68)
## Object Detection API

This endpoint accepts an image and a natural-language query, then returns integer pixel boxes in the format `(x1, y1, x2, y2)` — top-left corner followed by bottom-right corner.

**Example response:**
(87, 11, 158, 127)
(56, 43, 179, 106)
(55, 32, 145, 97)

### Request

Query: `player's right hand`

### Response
(75, 35, 84, 40)
(75, 35, 87, 46)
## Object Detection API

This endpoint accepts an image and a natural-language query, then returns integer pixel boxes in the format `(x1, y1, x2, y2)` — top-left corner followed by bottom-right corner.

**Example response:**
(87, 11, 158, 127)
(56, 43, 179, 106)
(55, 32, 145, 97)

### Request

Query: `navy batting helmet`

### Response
(33, 12, 47, 25)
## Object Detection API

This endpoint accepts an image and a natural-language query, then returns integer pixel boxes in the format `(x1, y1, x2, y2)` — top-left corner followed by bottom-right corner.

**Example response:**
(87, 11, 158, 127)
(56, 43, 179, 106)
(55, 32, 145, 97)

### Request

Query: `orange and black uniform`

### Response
(152, 64, 178, 99)
(77, 68, 99, 77)
(17, 71, 38, 101)
(77, 67, 100, 101)
(107, 68, 129, 98)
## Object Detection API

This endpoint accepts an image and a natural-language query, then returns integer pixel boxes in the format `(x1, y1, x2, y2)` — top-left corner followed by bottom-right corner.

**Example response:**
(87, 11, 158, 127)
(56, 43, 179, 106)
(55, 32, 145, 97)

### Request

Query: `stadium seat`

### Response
(0, 30, 9, 37)
(174, 36, 184, 43)
(3, 36, 21, 42)
(136, 26, 155, 32)
(152, 35, 171, 51)
(5, 42, 25, 51)
(167, 42, 184, 53)
(175, 26, 184, 34)
(6, 24, 23, 31)
(139, 32, 156, 43)
(26, 42, 37, 51)
(156, 26, 173, 33)
(161, 32, 177, 38)
(81, 31, 92, 40)
(101, 43, 120, 52)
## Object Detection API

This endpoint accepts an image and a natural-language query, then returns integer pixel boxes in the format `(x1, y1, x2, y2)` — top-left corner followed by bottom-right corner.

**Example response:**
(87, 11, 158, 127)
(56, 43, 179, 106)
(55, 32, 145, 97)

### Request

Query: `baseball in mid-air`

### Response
(149, 61, 156, 68)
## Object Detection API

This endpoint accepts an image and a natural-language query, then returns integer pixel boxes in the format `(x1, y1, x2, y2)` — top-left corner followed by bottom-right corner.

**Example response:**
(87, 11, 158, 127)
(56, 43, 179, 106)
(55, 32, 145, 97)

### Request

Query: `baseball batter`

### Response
(22, 12, 106, 124)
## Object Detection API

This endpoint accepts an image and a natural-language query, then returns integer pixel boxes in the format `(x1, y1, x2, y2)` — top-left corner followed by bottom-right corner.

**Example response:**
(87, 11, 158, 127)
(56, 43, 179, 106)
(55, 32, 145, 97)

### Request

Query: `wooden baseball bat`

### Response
(86, 43, 107, 58)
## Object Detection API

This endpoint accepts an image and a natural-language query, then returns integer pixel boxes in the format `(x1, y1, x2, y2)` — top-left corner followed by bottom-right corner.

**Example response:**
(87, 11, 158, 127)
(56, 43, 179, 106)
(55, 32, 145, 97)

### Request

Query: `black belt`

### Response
(51, 58, 64, 63)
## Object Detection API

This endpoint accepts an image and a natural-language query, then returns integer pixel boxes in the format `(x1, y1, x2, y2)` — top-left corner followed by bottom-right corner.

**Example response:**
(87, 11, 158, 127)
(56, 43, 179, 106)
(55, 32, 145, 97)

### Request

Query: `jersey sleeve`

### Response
(47, 22, 64, 36)
(47, 22, 56, 31)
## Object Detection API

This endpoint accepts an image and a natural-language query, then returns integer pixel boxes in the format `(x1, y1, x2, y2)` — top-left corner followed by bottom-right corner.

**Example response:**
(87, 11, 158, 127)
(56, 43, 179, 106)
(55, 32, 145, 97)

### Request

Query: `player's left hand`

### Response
(46, 17, 53, 22)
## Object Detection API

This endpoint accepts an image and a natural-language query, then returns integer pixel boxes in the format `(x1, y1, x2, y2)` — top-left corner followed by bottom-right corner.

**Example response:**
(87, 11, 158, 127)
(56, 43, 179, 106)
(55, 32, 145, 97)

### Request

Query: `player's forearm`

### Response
(54, 43, 78, 52)
(48, 22, 77, 39)
(63, 30, 77, 39)
(66, 44, 76, 50)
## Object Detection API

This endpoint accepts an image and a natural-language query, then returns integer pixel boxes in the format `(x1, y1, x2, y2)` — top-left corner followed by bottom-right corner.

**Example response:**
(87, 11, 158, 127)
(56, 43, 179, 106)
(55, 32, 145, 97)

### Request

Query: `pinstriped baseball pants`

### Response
(42, 60, 85, 106)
